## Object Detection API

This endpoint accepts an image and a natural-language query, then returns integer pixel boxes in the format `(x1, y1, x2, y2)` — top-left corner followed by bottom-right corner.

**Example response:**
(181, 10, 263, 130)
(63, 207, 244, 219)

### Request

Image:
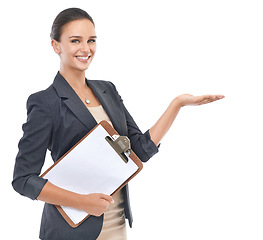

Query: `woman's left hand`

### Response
(175, 94, 225, 107)
(149, 93, 225, 145)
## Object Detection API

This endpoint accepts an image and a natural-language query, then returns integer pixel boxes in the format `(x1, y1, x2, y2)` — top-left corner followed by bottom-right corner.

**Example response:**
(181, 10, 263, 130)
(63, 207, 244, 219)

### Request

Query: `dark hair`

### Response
(50, 8, 95, 41)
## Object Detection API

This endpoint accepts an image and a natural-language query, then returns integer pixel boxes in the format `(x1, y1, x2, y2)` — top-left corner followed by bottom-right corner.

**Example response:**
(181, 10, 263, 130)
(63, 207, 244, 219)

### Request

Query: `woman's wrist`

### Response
(172, 97, 184, 108)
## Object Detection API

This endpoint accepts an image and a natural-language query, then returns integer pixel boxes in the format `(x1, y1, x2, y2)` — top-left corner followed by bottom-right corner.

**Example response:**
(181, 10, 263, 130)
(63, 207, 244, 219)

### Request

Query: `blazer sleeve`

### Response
(12, 92, 52, 200)
(110, 82, 160, 162)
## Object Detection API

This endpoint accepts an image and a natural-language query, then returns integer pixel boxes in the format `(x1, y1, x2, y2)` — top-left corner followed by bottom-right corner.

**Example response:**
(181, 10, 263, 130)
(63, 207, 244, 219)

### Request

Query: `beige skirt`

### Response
(97, 190, 127, 240)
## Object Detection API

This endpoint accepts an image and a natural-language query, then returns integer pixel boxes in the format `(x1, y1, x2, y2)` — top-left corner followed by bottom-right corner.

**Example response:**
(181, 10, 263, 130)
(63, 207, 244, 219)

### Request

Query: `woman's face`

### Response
(52, 19, 97, 73)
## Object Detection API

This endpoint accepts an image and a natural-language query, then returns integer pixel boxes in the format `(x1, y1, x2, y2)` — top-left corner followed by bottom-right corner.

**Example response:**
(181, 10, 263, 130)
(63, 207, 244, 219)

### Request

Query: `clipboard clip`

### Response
(105, 135, 131, 163)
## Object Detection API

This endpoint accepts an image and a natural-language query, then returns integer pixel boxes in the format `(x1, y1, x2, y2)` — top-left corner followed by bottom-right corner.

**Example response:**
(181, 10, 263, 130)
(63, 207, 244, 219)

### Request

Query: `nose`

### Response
(80, 42, 91, 53)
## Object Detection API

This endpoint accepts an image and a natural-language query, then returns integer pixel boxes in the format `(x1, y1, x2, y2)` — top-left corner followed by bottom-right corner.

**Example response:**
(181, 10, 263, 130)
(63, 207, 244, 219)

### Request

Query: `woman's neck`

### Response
(59, 67, 86, 90)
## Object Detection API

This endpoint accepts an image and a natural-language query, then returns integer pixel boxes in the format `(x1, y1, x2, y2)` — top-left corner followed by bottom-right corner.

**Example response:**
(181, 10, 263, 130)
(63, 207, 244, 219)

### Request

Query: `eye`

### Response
(88, 39, 96, 43)
(71, 39, 80, 43)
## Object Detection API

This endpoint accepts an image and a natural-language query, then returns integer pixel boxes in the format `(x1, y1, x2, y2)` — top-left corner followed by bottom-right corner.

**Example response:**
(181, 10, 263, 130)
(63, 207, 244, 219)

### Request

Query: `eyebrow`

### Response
(69, 35, 97, 39)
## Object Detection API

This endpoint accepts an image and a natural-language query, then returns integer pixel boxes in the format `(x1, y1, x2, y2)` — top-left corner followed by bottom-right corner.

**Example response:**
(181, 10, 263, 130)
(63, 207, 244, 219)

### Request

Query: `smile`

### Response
(76, 54, 92, 62)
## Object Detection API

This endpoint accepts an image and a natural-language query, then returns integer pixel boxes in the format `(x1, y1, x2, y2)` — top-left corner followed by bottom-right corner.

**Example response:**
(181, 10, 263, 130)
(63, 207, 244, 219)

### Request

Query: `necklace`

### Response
(85, 98, 91, 104)
(85, 85, 90, 104)
(73, 85, 90, 104)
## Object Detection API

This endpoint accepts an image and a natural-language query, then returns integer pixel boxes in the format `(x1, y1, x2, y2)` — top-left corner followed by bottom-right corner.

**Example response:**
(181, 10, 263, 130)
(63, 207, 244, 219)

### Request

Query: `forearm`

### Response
(149, 98, 182, 146)
(37, 181, 82, 210)
(37, 181, 113, 216)
(148, 93, 224, 145)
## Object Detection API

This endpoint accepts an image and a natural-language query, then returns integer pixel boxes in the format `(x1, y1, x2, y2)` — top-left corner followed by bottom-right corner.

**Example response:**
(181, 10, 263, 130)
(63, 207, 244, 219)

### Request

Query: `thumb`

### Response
(99, 194, 114, 204)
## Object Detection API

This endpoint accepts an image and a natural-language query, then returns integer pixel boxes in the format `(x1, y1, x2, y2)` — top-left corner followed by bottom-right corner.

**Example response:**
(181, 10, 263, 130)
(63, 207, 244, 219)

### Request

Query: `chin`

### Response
(75, 58, 93, 71)
(71, 63, 91, 72)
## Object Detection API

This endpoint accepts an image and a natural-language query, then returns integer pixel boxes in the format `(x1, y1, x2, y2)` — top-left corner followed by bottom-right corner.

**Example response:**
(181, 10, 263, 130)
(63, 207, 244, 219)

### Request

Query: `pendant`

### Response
(85, 98, 90, 104)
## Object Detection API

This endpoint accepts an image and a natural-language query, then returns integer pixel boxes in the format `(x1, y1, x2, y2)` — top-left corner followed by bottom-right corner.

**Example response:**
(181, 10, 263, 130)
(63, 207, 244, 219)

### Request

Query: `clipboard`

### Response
(41, 121, 143, 228)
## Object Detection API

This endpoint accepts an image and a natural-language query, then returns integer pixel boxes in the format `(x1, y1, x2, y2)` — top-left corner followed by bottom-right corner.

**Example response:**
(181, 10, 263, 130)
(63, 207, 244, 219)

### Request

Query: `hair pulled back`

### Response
(50, 8, 95, 41)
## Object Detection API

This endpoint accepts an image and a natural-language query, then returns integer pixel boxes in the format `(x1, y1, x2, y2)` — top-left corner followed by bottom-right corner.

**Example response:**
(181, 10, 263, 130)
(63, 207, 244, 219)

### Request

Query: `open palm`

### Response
(176, 94, 225, 107)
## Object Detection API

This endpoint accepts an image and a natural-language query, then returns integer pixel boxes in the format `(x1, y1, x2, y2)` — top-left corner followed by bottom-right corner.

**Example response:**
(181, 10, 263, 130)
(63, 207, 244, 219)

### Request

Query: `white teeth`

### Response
(76, 56, 89, 60)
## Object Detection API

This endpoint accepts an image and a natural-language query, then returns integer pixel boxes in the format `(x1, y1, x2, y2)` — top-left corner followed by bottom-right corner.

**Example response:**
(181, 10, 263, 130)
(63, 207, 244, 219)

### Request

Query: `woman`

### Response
(12, 8, 224, 240)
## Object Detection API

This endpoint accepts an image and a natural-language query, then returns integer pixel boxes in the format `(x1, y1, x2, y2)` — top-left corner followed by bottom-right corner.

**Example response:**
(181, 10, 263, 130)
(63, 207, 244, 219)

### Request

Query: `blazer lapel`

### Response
(52, 72, 97, 130)
(87, 80, 122, 133)
(52, 72, 122, 133)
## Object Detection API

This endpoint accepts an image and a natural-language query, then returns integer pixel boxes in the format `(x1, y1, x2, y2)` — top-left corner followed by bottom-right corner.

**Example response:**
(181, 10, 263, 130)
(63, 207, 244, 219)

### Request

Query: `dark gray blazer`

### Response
(12, 72, 159, 240)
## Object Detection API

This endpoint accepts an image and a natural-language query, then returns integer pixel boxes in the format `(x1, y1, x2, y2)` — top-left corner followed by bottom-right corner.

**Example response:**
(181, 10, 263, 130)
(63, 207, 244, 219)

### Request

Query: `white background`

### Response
(1, 0, 263, 239)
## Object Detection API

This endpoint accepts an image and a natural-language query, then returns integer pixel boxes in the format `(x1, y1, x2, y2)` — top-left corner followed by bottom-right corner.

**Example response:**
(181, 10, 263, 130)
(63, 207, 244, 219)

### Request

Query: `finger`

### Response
(210, 95, 225, 100)
(195, 95, 213, 104)
(202, 95, 223, 100)
(99, 194, 114, 204)
(198, 95, 224, 105)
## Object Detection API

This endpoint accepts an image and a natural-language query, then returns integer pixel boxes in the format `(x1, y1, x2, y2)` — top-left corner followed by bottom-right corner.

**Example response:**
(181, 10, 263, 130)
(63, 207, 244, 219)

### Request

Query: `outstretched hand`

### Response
(175, 94, 225, 107)
(149, 93, 225, 145)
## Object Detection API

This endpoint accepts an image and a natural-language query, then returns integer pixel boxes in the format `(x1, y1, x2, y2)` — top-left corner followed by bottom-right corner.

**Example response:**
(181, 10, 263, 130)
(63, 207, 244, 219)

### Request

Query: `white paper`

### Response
(44, 125, 138, 224)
